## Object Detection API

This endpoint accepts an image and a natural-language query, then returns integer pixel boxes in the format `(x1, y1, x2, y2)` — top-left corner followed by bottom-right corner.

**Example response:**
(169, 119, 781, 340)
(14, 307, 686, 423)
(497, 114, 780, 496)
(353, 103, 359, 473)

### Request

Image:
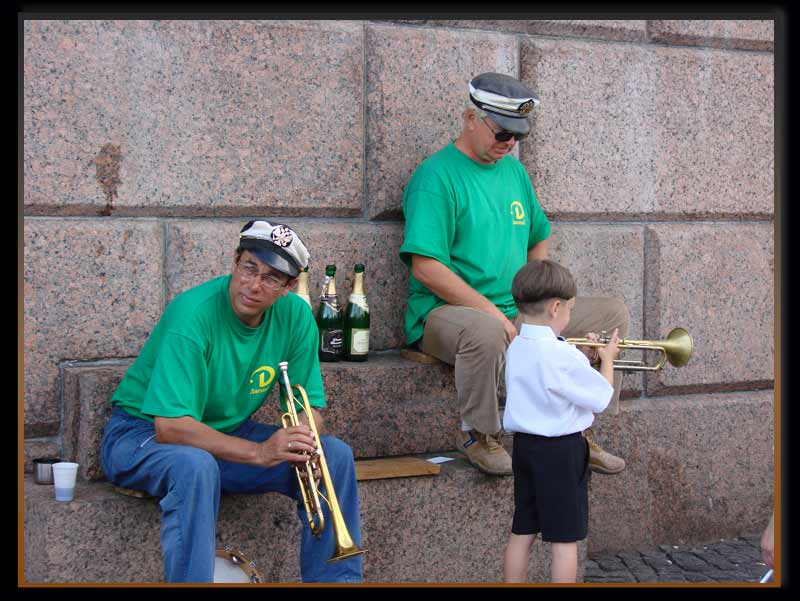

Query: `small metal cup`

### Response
(33, 457, 61, 485)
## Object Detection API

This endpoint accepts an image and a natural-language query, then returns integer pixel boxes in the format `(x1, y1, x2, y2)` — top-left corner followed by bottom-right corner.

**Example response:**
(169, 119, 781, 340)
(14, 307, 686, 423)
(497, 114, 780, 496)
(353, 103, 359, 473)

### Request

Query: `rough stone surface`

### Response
(22, 457, 586, 583)
(23, 219, 164, 436)
(587, 390, 773, 555)
(23, 439, 61, 474)
(61, 352, 458, 480)
(650, 47, 773, 216)
(23, 20, 365, 216)
(365, 23, 518, 219)
(386, 19, 648, 42)
(166, 219, 408, 350)
(54, 357, 773, 560)
(644, 223, 774, 393)
(519, 39, 773, 218)
(648, 20, 775, 51)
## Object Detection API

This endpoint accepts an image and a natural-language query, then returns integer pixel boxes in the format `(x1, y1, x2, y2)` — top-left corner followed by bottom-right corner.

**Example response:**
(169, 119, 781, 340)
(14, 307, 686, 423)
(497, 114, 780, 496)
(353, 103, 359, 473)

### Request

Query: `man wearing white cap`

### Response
(400, 72, 629, 477)
(100, 220, 363, 583)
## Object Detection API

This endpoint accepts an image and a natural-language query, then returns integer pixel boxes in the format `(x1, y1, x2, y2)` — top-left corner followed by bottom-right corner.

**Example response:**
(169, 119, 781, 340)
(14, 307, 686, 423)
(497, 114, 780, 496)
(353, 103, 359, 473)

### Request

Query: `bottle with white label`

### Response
(344, 263, 370, 362)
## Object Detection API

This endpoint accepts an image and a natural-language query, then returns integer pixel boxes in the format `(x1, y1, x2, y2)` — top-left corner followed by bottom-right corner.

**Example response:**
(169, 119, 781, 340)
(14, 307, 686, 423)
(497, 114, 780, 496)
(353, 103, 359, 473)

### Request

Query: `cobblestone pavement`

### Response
(584, 533, 774, 584)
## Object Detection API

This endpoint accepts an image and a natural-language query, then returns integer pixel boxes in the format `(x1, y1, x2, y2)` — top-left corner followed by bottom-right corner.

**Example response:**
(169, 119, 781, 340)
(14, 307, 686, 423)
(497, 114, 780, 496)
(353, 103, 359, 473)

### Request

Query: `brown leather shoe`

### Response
(584, 428, 625, 475)
(454, 429, 512, 475)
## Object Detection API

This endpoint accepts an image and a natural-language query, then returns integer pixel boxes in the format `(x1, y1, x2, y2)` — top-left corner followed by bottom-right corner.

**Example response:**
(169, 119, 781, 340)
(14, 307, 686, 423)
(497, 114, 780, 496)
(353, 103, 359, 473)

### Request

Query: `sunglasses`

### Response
(480, 117, 527, 142)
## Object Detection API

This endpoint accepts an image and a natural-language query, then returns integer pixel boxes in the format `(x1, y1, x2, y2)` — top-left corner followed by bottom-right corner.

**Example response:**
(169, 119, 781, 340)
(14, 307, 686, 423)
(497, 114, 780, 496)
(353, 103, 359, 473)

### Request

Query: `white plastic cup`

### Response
(52, 462, 79, 502)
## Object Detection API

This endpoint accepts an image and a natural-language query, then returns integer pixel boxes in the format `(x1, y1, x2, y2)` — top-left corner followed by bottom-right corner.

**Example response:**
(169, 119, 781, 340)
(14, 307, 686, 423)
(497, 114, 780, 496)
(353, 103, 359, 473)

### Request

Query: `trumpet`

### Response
(565, 327, 693, 372)
(278, 361, 365, 563)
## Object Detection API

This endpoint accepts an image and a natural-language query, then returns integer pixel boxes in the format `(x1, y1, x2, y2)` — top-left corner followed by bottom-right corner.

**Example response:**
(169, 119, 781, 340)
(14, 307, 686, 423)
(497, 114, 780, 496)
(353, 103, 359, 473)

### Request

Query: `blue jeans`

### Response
(100, 407, 363, 583)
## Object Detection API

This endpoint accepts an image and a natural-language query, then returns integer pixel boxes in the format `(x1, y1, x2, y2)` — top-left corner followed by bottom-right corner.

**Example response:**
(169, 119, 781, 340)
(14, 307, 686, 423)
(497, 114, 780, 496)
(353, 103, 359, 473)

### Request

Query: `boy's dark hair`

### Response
(512, 259, 577, 315)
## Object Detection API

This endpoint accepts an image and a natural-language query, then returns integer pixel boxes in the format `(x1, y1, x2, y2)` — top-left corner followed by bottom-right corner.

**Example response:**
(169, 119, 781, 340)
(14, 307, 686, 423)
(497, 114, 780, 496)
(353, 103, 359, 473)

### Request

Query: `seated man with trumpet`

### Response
(100, 220, 363, 583)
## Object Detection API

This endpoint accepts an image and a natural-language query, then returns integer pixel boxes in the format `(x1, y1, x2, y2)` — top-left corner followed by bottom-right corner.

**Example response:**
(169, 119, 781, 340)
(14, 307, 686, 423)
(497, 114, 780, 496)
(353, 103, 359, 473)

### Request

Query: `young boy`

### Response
(502, 259, 620, 583)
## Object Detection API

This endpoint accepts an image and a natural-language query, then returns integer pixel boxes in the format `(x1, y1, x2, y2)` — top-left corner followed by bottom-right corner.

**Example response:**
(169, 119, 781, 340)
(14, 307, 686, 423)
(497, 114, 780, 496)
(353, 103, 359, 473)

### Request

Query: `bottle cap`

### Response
(325, 264, 336, 276)
(354, 263, 364, 273)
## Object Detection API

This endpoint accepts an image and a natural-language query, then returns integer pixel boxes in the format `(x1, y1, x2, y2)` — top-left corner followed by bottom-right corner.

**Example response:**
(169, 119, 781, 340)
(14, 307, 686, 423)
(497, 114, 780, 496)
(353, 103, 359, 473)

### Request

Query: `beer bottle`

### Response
(344, 263, 370, 362)
(294, 266, 311, 309)
(316, 264, 343, 362)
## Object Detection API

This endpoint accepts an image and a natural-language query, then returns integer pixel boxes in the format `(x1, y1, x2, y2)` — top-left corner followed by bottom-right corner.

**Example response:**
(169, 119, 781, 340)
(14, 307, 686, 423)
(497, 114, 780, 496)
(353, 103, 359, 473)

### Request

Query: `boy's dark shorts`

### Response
(511, 431, 591, 543)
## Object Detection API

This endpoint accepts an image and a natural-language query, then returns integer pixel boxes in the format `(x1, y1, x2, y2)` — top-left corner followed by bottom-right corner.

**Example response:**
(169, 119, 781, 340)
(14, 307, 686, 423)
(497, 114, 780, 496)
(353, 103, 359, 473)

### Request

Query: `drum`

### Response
(213, 545, 264, 583)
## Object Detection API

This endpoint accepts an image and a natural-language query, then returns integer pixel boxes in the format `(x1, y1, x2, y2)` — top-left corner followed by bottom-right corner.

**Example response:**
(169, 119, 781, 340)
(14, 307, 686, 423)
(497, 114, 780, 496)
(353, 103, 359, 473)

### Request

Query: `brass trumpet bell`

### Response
(566, 327, 693, 372)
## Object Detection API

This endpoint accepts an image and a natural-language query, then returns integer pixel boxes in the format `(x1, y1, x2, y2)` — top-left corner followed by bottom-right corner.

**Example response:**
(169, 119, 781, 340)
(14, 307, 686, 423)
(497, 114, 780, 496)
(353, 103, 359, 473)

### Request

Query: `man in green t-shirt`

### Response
(100, 220, 362, 583)
(400, 72, 629, 477)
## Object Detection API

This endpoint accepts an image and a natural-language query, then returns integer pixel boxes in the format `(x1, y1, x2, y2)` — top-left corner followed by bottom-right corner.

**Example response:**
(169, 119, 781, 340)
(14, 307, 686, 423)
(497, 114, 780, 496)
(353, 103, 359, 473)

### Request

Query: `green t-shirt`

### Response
(399, 143, 551, 344)
(111, 275, 325, 433)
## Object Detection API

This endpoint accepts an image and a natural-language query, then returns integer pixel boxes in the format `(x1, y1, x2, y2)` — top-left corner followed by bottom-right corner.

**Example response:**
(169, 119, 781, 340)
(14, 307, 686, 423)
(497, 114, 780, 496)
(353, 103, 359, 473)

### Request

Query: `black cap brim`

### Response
(483, 110, 531, 135)
(239, 239, 300, 278)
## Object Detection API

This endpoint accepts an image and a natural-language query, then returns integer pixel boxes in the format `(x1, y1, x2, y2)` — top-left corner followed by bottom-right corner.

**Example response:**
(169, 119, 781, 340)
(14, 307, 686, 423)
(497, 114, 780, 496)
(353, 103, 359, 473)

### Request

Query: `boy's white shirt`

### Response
(503, 323, 614, 437)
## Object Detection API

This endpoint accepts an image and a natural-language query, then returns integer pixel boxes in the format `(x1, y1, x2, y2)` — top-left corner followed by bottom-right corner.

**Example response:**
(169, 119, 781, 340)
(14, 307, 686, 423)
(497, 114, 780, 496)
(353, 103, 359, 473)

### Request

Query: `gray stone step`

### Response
(55, 351, 458, 481)
(23, 453, 582, 583)
(27, 352, 774, 565)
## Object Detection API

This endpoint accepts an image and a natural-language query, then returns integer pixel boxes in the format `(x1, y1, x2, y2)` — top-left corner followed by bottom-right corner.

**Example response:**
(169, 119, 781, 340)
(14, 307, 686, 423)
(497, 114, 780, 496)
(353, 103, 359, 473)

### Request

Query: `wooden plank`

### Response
(355, 457, 441, 481)
(399, 347, 441, 364)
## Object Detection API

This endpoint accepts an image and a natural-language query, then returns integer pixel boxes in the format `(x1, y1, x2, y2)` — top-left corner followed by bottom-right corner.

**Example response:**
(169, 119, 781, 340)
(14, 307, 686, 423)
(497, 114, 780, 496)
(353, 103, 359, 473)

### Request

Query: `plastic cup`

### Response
(52, 462, 79, 502)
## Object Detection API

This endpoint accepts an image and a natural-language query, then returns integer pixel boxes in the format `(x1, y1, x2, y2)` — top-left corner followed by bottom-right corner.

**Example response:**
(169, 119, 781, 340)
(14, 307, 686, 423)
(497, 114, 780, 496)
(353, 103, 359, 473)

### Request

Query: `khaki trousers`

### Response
(420, 297, 630, 436)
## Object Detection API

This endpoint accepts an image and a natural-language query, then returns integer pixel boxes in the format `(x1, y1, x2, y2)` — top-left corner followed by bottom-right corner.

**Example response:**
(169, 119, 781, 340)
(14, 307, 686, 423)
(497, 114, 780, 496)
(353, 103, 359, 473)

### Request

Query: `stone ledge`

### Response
(22, 454, 579, 583)
(58, 351, 460, 481)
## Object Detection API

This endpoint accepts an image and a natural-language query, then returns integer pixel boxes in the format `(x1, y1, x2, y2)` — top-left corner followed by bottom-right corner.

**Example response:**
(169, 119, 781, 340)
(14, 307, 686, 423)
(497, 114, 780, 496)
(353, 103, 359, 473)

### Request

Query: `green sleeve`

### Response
(399, 185, 455, 268)
(140, 331, 208, 421)
(526, 179, 551, 249)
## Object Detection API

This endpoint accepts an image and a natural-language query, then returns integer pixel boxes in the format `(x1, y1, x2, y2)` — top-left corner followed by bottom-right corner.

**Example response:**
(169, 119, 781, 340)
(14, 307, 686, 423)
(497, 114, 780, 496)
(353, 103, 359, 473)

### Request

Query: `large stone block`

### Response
(520, 38, 659, 217)
(644, 223, 774, 393)
(650, 46, 773, 217)
(548, 223, 644, 337)
(60, 352, 457, 480)
(166, 219, 408, 350)
(23, 457, 583, 583)
(23, 219, 163, 436)
(23, 20, 364, 216)
(648, 20, 775, 51)
(520, 39, 773, 218)
(365, 23, 518, 219)
(548, 222, 645, 396)
(387, 19, 648, 42)
(252, 352, 459, 458)
(587, 389, 774, 555)
(61, 361, 132, 480)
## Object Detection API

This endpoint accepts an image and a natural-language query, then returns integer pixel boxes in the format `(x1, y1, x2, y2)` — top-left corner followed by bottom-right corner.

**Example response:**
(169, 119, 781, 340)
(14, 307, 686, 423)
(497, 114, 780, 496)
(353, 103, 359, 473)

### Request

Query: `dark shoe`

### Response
(584, 428, 625, 475)
(454, 429, 512, 476)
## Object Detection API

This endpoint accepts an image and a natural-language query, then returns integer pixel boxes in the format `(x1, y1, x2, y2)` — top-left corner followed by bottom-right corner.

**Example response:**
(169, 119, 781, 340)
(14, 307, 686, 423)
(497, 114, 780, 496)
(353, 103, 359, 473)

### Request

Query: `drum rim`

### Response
(214, 545, 264, 583)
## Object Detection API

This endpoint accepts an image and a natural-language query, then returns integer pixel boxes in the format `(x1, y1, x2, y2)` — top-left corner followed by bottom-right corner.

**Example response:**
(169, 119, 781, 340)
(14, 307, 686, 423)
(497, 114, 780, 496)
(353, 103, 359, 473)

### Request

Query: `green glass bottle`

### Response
(316, 264, 343, 362)
(344, 263, 370, 362)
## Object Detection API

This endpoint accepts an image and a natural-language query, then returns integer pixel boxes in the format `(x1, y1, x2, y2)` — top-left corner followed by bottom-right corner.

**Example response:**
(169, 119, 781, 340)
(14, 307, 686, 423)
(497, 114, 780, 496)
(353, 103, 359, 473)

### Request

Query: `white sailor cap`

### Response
(468, 72, 540, 135)
(238, 220, 310, 278)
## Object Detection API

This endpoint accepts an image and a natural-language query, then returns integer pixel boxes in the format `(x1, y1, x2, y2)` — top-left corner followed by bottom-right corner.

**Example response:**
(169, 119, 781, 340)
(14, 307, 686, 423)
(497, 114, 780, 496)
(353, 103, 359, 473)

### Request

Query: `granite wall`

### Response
(23, 19, 775, 469)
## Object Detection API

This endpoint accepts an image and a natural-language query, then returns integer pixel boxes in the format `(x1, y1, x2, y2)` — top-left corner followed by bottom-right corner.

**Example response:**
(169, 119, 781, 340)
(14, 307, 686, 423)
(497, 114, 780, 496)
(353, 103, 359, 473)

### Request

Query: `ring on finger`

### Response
(288, 441, 293, 449)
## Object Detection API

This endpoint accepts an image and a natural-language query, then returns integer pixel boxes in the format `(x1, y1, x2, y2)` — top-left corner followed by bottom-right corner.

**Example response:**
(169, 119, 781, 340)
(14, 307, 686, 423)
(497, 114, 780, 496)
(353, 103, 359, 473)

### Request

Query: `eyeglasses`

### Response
(480, 117, 527, 142)
(235, 261, 288, 291)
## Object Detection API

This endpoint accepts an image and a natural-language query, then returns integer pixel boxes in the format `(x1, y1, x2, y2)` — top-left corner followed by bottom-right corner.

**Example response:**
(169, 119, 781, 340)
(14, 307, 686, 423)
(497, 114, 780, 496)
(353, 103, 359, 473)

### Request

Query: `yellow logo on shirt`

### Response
(249, 366, 275, 395)
(510, 201, 527, 226)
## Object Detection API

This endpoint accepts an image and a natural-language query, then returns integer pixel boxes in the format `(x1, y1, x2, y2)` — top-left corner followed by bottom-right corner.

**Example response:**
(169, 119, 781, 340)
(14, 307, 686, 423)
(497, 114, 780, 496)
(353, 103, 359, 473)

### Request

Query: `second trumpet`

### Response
(565, 327, 693, 372)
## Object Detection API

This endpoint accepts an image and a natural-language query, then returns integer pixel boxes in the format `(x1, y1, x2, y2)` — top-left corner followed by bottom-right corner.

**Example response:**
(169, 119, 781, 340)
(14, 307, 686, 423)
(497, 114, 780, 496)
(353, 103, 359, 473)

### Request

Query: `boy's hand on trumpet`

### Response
(595, 328, 620, 364)
(576, 332, 601, 362)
